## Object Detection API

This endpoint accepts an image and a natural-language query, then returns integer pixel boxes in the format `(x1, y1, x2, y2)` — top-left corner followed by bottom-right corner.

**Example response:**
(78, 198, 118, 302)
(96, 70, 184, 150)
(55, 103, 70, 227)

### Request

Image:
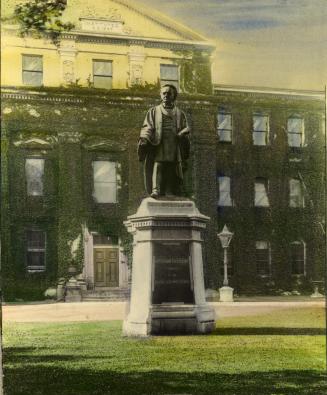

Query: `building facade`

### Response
(214, 85, 325, 295)
(1, 0, 325, 300)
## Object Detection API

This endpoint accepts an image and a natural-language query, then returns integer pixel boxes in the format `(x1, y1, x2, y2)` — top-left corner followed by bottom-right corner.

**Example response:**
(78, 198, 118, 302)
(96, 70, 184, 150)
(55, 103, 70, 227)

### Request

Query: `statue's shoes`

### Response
(151, 191, 159, 199)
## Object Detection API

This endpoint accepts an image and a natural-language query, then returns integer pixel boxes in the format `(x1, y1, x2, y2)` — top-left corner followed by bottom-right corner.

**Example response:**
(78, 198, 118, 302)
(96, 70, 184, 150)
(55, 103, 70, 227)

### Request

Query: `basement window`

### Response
(92, 161, 117, 203)
(22, 55, 43, 86)
(27, 230, 46, 272)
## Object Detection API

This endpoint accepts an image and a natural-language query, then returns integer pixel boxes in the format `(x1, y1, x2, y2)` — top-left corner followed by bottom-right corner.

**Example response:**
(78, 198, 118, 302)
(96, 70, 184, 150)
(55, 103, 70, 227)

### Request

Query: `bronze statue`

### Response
(138, 84, 190, 198)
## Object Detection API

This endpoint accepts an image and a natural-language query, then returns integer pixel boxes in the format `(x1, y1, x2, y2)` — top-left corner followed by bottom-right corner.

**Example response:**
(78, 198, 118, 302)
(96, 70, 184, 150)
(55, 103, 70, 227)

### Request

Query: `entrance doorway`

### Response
(94, 247, 119, 287)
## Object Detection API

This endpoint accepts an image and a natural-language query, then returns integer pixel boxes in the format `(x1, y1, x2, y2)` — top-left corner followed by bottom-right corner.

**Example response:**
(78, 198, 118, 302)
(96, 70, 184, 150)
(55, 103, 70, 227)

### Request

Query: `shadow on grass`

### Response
(214, 327, 326, 336)
(4, 347, 115, 363)
(3, 366, 327, 395)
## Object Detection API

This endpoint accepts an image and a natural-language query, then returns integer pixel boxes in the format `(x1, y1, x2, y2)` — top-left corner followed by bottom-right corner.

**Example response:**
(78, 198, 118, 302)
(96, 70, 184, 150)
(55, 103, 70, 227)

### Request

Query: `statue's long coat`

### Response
(138, 105, 190, 195)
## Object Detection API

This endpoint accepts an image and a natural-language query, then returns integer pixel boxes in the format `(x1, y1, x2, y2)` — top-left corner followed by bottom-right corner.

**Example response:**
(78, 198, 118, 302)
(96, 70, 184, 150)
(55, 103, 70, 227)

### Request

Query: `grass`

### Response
(3, 307, 326, 395)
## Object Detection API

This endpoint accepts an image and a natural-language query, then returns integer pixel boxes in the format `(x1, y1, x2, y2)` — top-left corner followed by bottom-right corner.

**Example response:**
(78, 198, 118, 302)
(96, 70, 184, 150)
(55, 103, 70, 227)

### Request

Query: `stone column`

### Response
(190, 234, 206, 305)
(128, 45, 146, 86)
(58, 36, 78, 85)
(123, 226, 153, 336)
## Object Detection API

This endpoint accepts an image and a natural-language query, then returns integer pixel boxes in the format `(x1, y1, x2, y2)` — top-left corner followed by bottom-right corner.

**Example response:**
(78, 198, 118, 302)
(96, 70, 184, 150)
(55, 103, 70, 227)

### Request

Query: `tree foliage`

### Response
(14, 0, 74, 42)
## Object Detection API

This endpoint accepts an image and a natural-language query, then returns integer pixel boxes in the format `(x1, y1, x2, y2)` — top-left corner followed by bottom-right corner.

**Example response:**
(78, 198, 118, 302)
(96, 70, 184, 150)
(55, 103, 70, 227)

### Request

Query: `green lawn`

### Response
(3, 307, 326, 395)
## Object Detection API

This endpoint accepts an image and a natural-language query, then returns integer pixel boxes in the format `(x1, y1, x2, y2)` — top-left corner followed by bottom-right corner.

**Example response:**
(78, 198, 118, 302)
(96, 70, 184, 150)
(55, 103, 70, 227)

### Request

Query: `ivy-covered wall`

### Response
(1, 87, 325, 300)
(214, 90, 325, 295)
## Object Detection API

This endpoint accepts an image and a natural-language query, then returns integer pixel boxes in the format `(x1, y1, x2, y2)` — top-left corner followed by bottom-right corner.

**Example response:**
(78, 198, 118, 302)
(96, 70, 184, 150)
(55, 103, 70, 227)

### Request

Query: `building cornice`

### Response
(1, 87, 216, 110)
(214, 84, 325, 102)
(65, 31, 214, 52)
(2, 25, 215, 52)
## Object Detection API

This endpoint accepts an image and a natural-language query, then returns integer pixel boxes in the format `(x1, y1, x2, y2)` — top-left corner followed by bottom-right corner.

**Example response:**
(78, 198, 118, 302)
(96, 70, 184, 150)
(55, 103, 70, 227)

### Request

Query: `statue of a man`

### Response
(138, 84, 190, 198)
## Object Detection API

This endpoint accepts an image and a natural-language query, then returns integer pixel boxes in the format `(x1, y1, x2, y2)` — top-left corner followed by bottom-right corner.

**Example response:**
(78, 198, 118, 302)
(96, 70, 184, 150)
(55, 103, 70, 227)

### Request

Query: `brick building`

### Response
(1, 0, 325, 300)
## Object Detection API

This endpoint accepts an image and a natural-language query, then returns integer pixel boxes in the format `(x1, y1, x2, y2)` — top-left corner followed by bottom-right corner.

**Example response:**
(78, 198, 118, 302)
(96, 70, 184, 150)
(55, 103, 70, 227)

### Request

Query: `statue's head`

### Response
(160, 84, 178, 107)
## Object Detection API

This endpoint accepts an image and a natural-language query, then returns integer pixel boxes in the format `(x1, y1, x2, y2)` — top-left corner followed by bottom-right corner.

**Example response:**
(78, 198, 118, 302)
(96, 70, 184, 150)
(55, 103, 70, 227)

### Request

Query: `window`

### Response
(93, 60, 113, 89)
(27, 230, 46, 272)
(290, 241, 306, 275)
(22, 55, 43, 86)
(289, 179, 304, 208)
(218, 176, 232, 206)
(253, 114, 269, 145)
(25, 158, 44, 196)
(93, 161, 117, 203)
(254, 178, 269, 207)
(255, 241, 271, 276)
(288, 117, 304, 147)
(160, 64, 179, 90)
(217, 112, 232, 142)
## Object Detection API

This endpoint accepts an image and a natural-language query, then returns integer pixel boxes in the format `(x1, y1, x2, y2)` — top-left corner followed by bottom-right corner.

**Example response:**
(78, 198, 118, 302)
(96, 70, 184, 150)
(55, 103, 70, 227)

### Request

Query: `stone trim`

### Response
(1, 92, 84, 104)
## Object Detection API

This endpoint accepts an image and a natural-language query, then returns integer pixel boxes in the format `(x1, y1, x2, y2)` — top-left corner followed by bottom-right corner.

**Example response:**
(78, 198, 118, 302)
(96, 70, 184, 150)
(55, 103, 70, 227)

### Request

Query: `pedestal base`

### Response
(123, 197, 216, 337)
(123, 304, 216, 336)
(310, 289, 324, 298)
(219, 286, 234, 302)
(122, 320, 150, 337)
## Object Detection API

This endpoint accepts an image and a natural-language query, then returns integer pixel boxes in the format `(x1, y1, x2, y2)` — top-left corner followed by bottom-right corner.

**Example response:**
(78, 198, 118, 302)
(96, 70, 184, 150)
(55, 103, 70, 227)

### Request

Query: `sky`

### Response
(140, 0, 327, 91)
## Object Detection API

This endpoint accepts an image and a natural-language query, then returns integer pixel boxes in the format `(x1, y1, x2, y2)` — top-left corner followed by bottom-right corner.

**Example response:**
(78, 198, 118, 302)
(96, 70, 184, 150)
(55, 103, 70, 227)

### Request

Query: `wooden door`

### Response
(94, 248, 119, 287)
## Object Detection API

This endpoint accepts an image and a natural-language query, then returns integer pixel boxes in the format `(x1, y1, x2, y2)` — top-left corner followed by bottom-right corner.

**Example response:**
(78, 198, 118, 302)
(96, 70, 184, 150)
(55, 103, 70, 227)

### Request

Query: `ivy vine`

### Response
(14, 0, 74, 43)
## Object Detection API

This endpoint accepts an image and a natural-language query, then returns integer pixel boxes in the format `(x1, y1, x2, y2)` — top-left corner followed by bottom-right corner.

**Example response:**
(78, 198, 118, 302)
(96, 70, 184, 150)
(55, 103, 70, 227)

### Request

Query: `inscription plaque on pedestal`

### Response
(152, 242, 194, 304)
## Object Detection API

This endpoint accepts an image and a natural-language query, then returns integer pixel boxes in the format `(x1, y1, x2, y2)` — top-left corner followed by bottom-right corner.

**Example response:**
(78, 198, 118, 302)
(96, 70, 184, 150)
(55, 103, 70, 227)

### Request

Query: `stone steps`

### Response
(82, 288, 130, 301)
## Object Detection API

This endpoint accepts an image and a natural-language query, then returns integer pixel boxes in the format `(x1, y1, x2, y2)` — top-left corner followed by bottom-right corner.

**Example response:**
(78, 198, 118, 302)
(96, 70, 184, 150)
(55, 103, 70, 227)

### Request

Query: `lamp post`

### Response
(218, 225, 234, 302)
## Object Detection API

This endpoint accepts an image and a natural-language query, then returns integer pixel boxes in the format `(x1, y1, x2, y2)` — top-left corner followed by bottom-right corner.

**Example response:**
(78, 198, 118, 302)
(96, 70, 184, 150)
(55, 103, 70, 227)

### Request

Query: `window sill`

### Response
(27, 267, 45, 273)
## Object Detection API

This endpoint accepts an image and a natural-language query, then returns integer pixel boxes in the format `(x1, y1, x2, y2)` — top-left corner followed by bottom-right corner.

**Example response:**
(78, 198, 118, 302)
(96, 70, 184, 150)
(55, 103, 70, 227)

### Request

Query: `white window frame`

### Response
(255, 240, 271, 277)
(160, 64, 179, 91)
(287, 116, 304, 148)
(290, 241, 306, 276)
(25, 158, 45, 196)
(26, 229, 46, 272)
(92, 160, 117, 203)
(22, 54, 43, 86)
(217, 112, 233, 143)
(218, 176, 233, 207)
(289, 178, 305, 208)
(254, 178, 269, 207)
(93, 60, 113, 89)
(253, 113, 269, 146)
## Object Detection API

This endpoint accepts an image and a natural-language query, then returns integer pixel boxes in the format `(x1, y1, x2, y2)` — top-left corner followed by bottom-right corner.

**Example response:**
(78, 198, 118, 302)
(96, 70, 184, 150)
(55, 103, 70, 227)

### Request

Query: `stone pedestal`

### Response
(65, 277, 82, 302)
(310, 284, 324, 298)
(123, 198, 216, 336)
(219, 286, 234, 302)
